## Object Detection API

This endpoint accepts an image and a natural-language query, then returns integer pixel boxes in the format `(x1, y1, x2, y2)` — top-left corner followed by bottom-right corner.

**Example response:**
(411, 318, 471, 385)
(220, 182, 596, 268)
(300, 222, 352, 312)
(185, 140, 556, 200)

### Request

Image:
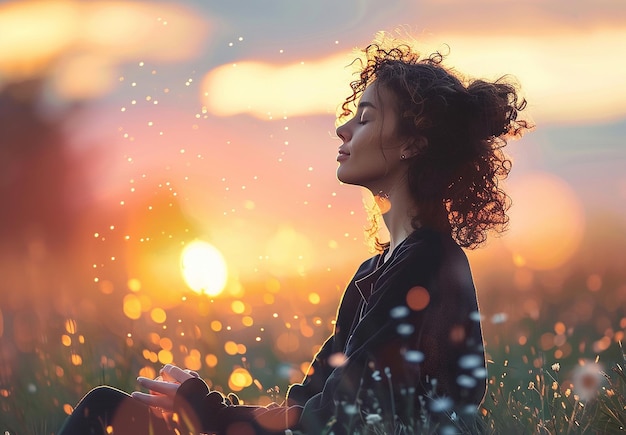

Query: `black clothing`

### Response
(59, 228, 486, 434)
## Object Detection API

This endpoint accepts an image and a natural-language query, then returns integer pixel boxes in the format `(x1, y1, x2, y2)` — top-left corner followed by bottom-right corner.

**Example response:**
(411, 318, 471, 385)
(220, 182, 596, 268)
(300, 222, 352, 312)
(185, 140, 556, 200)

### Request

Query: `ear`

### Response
(400, 136, 427, 160)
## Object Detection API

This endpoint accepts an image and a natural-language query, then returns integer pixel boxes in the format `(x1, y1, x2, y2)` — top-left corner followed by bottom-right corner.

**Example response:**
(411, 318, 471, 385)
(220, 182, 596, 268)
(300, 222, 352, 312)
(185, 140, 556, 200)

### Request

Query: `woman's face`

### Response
(335, 83, 407, 192)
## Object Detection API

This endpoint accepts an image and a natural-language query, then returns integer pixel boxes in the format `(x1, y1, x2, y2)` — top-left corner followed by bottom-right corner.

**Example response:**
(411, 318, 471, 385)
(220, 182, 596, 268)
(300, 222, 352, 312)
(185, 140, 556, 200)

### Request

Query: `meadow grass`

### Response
(2, 339, 625, 434)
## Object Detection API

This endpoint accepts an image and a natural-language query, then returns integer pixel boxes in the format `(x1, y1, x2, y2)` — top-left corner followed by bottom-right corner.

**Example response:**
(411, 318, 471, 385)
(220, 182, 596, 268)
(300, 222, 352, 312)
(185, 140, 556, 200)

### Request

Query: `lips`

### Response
(337, 148, 350, 162)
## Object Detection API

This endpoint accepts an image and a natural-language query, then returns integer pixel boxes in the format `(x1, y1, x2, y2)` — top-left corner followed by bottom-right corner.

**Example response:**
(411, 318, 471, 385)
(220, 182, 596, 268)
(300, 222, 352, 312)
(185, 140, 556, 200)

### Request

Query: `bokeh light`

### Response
(0, 1, 625, 432)
(504, 172, 585, 270)
(180, 240, 228, 296)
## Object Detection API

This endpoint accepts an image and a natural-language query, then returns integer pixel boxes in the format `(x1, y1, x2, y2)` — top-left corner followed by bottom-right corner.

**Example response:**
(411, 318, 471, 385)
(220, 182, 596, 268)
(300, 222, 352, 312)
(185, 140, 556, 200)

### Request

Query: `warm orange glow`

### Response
(265, 278, 280, 293)
(127, 279, 142, 292)
(138, 366, 157, 379)
(308, 293, 321, 305)
(266, 227, 315, 277)
(64, 319, 77, 334)
(70, 353, 82, 366)
(228, 367, 253, 391)
(180, 240, 228, 296)
(99, 280, 114, 294)
(242, 316, 254, 327)
(210, 320, 222, 332)
(157, 349, 173, 364)
(184, 349, 202, 371)
(224, 341, 238, 355)
(205, 354, 218, 368)
(231, 300, 246, 314)
(150, 308, 167, 324)
(0, 1, 209, 95)
(63, 404, 74, 415)
(554, 322, 566, 335)
(123, 294, 142, 320)
(504, 172, 585, 270)
(61, 335, 71, 347)
(159, 337, 173, 351)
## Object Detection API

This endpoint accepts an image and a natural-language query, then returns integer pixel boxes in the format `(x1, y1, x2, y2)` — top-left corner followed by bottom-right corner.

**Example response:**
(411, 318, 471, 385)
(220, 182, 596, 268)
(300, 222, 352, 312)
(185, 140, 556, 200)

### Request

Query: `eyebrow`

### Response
(358, 101, 377, 110)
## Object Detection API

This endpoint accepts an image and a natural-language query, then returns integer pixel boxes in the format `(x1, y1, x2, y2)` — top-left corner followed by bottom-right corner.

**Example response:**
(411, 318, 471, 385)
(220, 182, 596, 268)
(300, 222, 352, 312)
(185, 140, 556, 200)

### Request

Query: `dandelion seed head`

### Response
(429, 396, 453, 412)
(342, 403, 358, 415)
(365, 413, 382, 425)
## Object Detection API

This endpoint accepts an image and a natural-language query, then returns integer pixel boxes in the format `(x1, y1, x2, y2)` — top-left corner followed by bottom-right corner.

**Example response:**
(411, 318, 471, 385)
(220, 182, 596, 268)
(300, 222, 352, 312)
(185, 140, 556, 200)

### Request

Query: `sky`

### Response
(0, 0, 625, 292)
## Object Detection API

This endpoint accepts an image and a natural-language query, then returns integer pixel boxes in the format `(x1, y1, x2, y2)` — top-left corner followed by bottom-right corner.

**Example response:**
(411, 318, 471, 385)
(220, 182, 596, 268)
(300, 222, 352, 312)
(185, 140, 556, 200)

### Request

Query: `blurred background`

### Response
(0, 0, 625, 432)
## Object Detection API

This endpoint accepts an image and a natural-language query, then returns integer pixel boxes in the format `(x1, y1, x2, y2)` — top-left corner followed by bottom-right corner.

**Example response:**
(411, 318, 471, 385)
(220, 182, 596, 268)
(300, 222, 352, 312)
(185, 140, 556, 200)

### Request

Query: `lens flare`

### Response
(180, 240, 228, 296)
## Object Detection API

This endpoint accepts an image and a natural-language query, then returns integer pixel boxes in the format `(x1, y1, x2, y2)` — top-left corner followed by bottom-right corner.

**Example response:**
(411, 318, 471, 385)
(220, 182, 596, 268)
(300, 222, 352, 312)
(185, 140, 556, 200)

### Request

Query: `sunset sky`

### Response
(1, 0, 624, 295)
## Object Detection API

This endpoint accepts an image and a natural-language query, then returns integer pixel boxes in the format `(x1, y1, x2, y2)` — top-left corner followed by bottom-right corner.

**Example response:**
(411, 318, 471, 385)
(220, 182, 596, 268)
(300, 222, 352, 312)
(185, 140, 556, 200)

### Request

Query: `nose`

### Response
(336, 121, 351, 143)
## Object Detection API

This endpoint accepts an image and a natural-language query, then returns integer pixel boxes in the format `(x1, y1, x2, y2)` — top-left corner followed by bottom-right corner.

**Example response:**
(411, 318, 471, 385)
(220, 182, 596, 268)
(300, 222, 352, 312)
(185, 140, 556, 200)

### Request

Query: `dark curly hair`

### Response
(341, 43, 531, 249)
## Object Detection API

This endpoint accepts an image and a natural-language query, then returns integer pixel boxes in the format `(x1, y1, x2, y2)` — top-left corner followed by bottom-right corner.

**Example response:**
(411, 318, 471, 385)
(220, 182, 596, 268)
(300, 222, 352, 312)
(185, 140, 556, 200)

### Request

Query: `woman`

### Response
(59, 41, 529, 434)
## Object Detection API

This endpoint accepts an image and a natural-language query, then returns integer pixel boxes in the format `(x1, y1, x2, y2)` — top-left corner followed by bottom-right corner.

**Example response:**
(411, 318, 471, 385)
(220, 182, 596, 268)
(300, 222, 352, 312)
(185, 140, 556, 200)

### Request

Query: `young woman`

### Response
(58, 41, 529, 435)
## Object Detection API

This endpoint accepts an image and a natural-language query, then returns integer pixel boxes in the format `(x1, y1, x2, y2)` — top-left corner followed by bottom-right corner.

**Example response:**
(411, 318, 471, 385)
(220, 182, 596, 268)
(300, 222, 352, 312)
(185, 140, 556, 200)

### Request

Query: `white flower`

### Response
(551, 362, 561, 372)
(365, 413, 383, 425)
(429, 396, 453, 412)
(572, 361, 604, 402)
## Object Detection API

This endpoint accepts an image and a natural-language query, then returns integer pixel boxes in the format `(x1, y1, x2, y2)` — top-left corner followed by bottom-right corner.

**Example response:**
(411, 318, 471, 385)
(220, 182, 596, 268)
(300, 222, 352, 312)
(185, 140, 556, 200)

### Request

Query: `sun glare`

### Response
(180, 240, 228, 296)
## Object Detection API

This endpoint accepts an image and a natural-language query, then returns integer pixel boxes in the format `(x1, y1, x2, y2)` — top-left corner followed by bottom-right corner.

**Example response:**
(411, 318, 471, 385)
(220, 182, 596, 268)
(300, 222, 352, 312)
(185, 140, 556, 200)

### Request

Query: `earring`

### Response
(401, 154, 406, 160)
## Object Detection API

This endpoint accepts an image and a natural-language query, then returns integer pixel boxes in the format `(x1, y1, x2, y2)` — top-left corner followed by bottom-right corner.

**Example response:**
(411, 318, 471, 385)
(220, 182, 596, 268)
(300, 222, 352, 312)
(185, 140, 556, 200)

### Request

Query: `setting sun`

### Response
(180, 240, 228, 296)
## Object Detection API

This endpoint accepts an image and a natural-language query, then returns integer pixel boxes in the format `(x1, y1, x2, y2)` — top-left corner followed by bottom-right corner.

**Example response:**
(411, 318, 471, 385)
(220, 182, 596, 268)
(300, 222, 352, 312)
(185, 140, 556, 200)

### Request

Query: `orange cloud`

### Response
(201, 28, 626, 125)
(0, 1, 209, 98)
(201, 53, 356, 119)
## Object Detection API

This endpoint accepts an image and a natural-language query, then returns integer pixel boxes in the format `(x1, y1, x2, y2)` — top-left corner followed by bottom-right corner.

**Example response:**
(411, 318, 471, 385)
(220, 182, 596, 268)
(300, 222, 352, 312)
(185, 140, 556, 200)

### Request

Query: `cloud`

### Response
(200, 26, 626, 125)
(0, 1, 210, 98)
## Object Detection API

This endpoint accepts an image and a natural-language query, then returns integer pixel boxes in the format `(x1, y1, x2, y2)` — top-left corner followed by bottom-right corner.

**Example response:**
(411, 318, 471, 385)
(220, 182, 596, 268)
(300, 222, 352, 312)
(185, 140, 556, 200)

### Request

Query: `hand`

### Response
(132, 364, 199, 412)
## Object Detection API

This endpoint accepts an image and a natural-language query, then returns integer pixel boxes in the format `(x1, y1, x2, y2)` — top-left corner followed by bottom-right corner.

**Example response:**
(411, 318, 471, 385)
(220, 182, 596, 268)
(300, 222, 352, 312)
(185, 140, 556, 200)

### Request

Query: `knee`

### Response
(76, 385, 130, 408)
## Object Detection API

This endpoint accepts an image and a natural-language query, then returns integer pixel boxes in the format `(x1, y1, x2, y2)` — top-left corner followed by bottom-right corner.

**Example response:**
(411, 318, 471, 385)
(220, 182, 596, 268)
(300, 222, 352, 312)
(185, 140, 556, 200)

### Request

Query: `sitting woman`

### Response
(58, 40, 529, 435)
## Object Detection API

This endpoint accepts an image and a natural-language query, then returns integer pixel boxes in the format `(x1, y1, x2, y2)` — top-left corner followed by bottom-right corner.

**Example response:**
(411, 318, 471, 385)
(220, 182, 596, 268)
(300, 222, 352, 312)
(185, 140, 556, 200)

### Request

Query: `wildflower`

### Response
(429, 396, 453, 412)
(342, 403, 358, 415)
(551, 362, 560, 372)
(572, 361, 604, 401)
(528, 381, 535, 390)
(365, 413, 383, 425)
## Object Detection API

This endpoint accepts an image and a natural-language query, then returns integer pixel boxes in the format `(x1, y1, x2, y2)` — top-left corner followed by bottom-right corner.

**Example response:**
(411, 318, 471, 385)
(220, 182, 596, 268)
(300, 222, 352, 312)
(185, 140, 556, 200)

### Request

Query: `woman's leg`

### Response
(57, 386, 172, 435)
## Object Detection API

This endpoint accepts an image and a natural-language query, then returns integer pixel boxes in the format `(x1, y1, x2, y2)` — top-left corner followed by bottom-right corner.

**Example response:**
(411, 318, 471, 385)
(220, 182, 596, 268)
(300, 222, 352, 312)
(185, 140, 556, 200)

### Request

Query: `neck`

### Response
(374, 185, 419, 260)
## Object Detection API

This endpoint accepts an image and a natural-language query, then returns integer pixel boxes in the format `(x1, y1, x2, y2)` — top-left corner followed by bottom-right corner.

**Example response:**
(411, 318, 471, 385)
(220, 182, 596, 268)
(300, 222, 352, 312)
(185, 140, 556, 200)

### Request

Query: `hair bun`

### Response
(467, 78, 525, 141)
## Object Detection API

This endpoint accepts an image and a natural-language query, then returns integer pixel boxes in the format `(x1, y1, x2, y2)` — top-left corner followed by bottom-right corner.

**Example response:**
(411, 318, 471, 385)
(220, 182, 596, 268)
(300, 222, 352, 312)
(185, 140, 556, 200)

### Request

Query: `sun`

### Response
(180, 240, 228, 296)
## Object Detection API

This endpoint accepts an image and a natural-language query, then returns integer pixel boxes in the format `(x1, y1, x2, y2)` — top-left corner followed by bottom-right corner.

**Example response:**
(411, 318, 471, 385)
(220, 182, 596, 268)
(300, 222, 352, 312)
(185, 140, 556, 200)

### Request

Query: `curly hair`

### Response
(342, 43, 531, 249)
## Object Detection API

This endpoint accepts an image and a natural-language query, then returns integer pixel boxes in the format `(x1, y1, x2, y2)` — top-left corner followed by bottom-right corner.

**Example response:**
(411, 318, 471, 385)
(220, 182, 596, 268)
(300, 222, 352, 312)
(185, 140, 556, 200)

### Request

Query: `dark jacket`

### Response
(174, 228, 486, 434)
